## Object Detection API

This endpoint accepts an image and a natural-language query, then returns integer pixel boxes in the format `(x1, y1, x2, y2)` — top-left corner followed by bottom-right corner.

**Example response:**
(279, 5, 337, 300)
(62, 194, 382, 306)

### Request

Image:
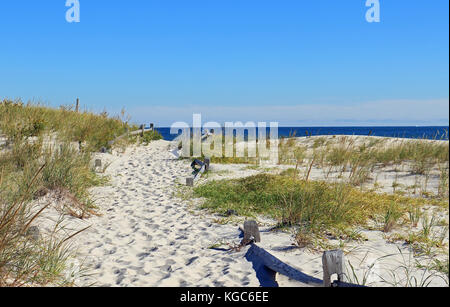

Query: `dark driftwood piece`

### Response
(245, 244, 322, 287)
(186, 159, 208, 186)
(191, 159, 204, 173)
(245, 245, 364, 288)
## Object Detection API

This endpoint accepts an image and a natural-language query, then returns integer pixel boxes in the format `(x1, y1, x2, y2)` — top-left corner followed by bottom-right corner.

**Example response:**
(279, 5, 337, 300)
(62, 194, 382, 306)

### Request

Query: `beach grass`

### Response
(281, 135, 448, 175)
(194, 134, 449, 197)
(0, 99, 134, 151)
(0, 99, 142, 285)
(190, 134, 448, 183)
(194, 174, 448, 250)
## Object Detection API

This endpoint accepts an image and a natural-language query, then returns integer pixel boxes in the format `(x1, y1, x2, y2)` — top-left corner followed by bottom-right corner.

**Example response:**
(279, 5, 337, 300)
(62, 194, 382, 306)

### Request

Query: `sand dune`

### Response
(32, 138, 447, 287)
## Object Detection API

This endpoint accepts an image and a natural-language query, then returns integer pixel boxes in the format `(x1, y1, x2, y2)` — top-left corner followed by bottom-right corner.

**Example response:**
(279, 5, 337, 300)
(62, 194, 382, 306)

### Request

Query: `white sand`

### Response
(68, 140, 259, 287)
(32, 137, 448, 287)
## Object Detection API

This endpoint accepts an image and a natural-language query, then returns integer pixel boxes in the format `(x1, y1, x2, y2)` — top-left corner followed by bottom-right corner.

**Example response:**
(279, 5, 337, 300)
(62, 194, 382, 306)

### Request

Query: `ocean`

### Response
(153, 126, 449, 142)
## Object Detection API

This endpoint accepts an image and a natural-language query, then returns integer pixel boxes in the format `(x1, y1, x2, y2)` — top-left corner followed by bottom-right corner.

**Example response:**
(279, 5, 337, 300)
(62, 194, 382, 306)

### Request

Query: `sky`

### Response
(0, 0, 448, 126)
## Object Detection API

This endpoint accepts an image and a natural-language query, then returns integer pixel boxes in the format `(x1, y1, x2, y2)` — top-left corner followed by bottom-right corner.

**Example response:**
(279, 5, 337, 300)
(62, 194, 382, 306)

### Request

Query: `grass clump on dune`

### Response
(0, 99, 134, 151)
(0, 100, 120, 213)
(200, 134, 449, 192)
(0, 165, 88, 287)
(276, 135, 450, 193)
(194, 174, 448, 249)
(0, 99, 145, 286)
(141, 130, 163, 145)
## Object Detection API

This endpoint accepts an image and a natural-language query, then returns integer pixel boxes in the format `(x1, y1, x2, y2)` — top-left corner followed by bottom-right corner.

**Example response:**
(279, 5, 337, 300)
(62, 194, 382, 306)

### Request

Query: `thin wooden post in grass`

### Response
(186, 177, 194, 187)
(75, 98, 79, 113)
(322, 250, 346, 287)
(26, 226, 40, 242)
(141, 124, 145, 137)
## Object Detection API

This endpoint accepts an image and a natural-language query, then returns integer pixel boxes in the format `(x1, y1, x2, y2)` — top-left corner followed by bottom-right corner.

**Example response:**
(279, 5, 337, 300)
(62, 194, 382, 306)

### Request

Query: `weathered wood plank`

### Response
(246, 244, 323, 286)
(109, 127, 155, 147)
(244, 244, 364, 287)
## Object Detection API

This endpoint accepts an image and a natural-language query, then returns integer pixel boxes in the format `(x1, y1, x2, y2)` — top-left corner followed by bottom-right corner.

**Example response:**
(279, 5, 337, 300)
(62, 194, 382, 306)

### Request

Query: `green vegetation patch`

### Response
(194, 174, 448, 247)
(0, 99, 150, 286)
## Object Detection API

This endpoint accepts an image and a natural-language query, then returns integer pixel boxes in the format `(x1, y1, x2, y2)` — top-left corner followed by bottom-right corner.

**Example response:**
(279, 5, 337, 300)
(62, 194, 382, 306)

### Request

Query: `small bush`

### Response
(141, 130, 163, 145)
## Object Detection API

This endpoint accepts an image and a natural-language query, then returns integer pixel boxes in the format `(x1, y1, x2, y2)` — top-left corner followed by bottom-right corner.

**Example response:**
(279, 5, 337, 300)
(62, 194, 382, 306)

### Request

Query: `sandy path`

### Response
(75, 140, 259, 287)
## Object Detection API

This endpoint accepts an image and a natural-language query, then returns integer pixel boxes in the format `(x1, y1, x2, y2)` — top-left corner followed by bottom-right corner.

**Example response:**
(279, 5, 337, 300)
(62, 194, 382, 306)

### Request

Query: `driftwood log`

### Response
(245, 244, 322, 287)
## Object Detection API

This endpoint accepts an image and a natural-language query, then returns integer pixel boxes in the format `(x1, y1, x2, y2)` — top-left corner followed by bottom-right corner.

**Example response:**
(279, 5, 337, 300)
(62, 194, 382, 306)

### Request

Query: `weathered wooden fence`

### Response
(182, 131, 213, 187)
(185, 158, 210, 187)
(240, 220, 365, 288)
(106, 123, 155, 149)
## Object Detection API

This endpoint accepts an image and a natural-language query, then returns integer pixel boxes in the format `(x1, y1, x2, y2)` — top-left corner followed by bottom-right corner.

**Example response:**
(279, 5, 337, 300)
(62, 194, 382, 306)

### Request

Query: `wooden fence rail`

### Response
(107, 124, 155, 148)
(241, 220, 365, 288)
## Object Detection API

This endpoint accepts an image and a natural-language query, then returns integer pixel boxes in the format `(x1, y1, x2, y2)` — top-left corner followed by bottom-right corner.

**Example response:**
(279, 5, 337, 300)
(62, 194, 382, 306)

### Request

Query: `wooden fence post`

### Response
(186, 177, 194, 187)
(322, 250, 346, 287)
(204, 157, 210, 171)
(242, 220, 261, 244)
(76, 98, 79, 113)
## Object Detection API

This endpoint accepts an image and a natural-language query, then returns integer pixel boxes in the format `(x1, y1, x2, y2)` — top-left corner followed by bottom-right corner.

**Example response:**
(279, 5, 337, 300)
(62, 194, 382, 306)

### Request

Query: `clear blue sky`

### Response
(0, 0, 448, 126)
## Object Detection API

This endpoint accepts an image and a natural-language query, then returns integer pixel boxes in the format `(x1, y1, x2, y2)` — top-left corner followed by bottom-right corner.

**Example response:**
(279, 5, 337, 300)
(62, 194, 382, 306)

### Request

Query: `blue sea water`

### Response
(153, 126, 449, 142)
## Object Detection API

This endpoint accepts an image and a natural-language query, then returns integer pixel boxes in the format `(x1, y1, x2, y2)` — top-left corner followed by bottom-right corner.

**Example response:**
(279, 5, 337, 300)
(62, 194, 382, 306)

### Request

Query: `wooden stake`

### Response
(204, 157, 211, 171)
(242, 220, 261, 244)
(186, 177, 194, 187)
(322, 250, 345, 287)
